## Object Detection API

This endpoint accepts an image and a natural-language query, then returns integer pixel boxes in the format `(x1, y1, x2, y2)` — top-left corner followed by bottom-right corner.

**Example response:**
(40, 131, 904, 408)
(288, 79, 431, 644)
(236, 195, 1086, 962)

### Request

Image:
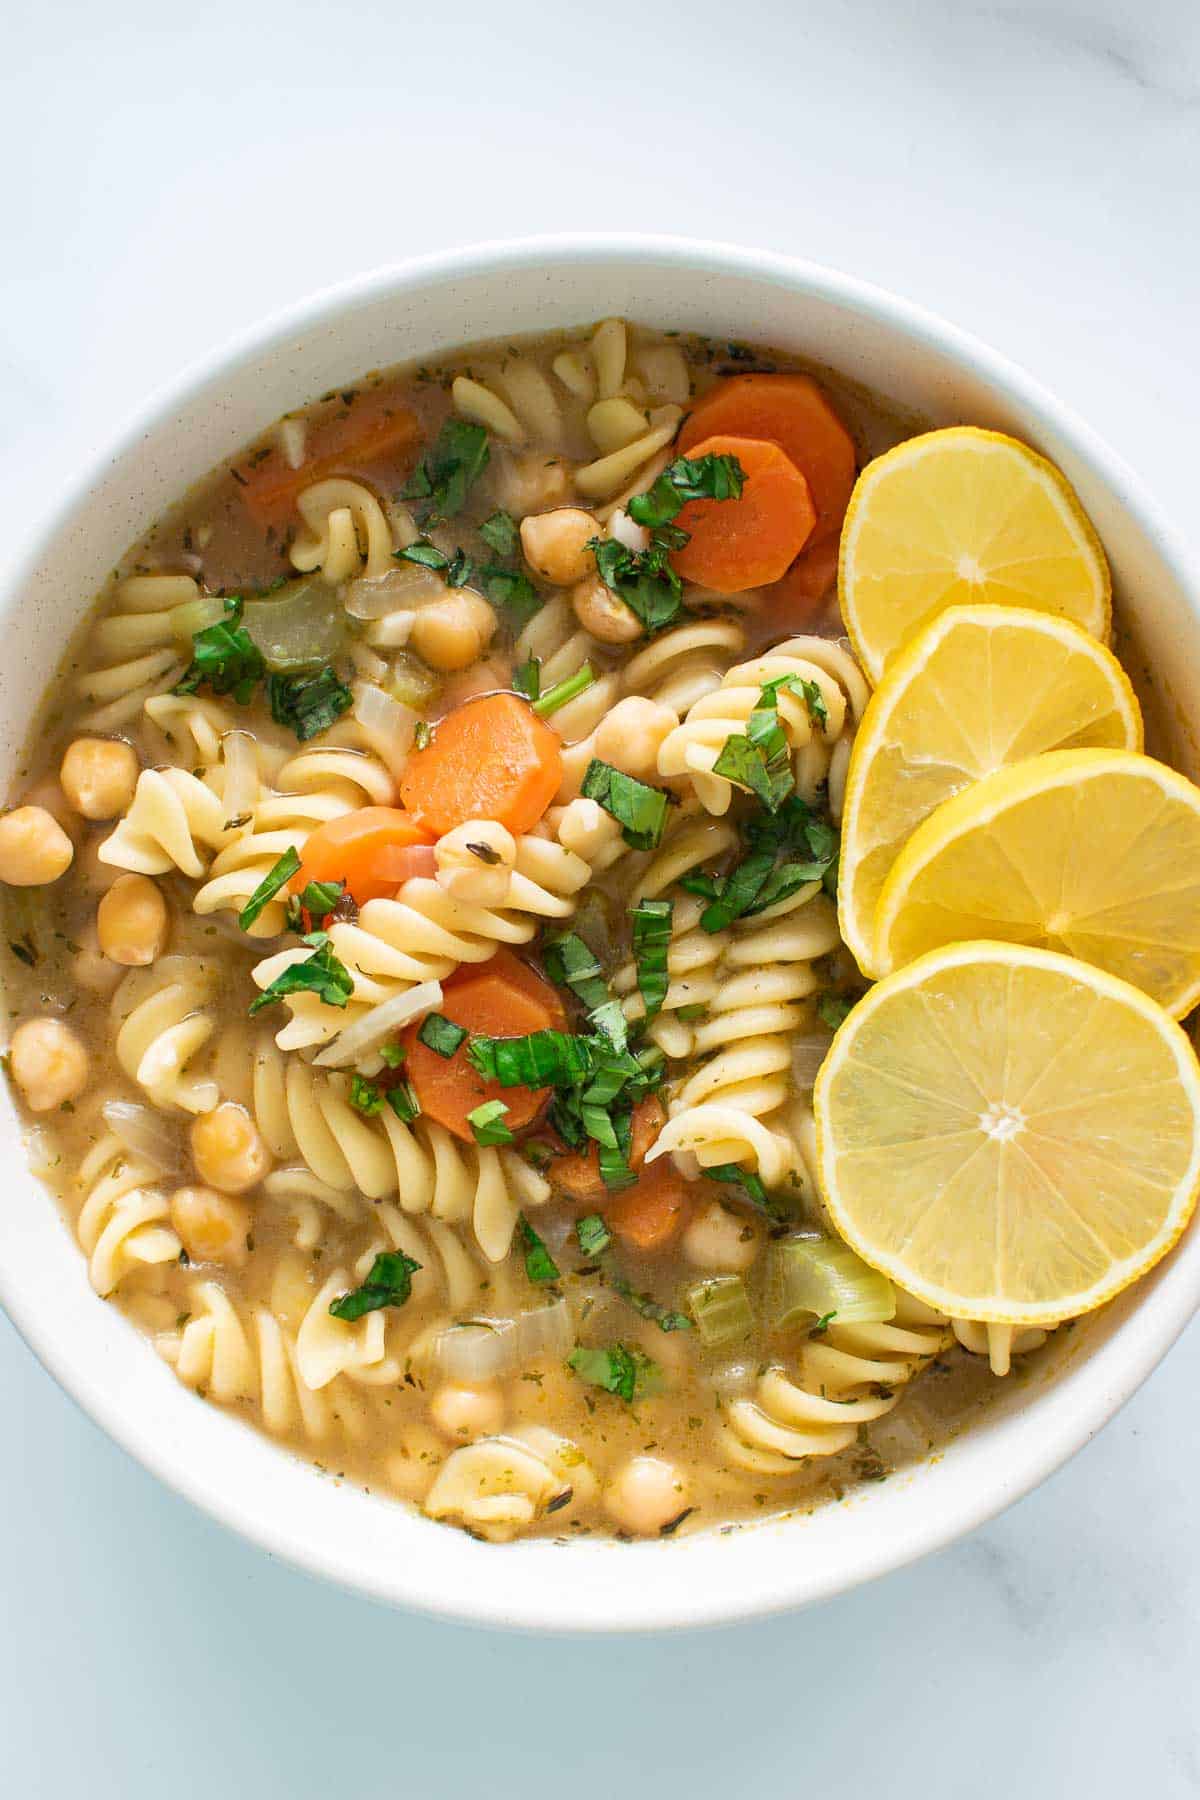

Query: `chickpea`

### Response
(604, 1455, 689, 1537)
(429, 1381, 506, 1440)
(190, 1102, 271, 1195)
(8, 1017, 90, 1112)
(385, 1427, 446, 1501)
(170, 1185, 252, 1267)
(0, 806, 74, 886)
(435, 819, 516, 905)
(682, 1200, 761, 1273)
(96, 873, 168, 965)
(69, 924, 124, 996)
(519, 508, 599, 587)
(570, 574, 642, 644)
(410, 592, 498, 672)
(59, 738, 139, 821)
(593, 697, 678, 781)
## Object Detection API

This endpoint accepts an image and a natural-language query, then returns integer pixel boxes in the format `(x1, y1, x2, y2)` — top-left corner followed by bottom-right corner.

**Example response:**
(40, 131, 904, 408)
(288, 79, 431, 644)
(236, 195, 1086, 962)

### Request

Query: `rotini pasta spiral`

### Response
(75, 573, 194, 731)
(951, 1319, 1051, 1377)
(193, 790, 354, 934)
(422, 1425, 598, 1541)
(657, 635, 867, 816)
(111, 955, 219, 1115)
(619, 618, 747, 715)
(452, 357, 564, 449)
(243, 1034, 550, 1260)
(75, 1134, 181, 1296)
(719, 1293, 952, 1473)
(252, 819, 599, 1054)
(289, 479, 394, 583)
(99, 767, 228, 877)
(648, 890, 841, 1186)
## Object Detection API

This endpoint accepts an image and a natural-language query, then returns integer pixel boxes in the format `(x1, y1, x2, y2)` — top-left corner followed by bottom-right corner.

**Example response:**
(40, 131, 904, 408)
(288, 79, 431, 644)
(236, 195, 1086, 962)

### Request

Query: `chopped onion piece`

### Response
(102, 1100, 186, 1173)
(344, 566, 445, 619)
(429, 1296, 573, 1381)
(352, 680, 417, 779)
(791, 1030, 834, 1090)
(365, 612, 416, 649)
(277, 416, 307, 470)
(766, 1237, 895, 1330)
(607, 507, 650, 554)
(313, 980, 443, 1068)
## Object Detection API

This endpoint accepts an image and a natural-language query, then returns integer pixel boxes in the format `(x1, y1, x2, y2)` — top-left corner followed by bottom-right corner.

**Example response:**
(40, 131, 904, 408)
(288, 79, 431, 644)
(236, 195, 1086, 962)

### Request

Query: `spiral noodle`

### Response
(657, 635, 868, 816)
(99, 767, 228, 877)
(514, 594, 618, 746)
(612, 814, 737, 1059)
(75, 573, 194, 731)
(74, 1134, 181, 1296)
(719, 1292, 953, 1473)
(111, 955, 219, 1114)
(423, 1425, 598, 1541)
(452, 356, 564, 449)
(275, 732, 398, 808)
(289, 479, 394, 583)
(951, 1319, 1051, 1377)
(245, 1034, 550, 1259)
(647, 889, 841, 1187)
(193, 790, 354, 934)
(251, 817, 599, 1054)
(620, 619, 747, 715)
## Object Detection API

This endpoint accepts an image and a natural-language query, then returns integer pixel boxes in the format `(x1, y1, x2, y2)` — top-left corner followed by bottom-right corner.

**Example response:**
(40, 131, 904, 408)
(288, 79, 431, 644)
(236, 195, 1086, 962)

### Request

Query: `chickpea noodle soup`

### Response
(5, 316, 1199, 1545)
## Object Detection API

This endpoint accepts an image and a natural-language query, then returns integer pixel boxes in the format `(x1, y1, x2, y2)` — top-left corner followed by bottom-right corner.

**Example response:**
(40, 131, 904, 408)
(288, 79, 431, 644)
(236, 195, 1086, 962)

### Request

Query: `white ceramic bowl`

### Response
(3, 236, 1199, 1633)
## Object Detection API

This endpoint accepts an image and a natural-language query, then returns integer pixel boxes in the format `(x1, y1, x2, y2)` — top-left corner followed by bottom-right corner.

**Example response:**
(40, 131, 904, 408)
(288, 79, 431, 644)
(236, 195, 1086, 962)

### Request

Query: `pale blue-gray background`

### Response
(3, 2, 1200, 1793)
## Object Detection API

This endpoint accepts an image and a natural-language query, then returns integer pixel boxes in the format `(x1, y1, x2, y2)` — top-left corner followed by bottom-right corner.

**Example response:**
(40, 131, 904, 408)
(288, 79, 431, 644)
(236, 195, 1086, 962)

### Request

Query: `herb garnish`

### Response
(630, 898, 672, 1021)
(237, 845, 300, 931)
(329, 1250, 422, 1321)
(479, 510, 520, 559)
(575, 1213, 611, 1258)
(707, 1162, 791, 1227)
(544, 932, 627, 1051)
(817, 993, 854, 1031)
(588, 452, 747, 636)
(284, 878, 351, 933)
(512, 658, 540, 702)
(686, 794, 838, 933)
(175, 596, 265, 704)
(567, 1343, 661, 1404)
(627, 453, 745, 530)
(417, 1012, 468, 1058)
(518, 1215, 560, 1285)
(401, 417, 490, 519)
(248, 937, 354, 1015)
(580, 759, 671, 851)
(267, 668, 353, 741)
(609, 1272, 691, 1333)
(532, 666, 595, 719)
(467, 1099, 514, 1146)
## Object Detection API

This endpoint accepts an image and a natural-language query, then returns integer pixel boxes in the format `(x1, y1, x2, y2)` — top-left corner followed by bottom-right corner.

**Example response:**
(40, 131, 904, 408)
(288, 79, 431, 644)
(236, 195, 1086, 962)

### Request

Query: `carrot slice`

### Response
(403, 950, 568, 1141)
(551, 1097, 665, 1203)
(768, 535, 841, 629)
(292, 807, 433, 906)
(670, 435, 816, 593)
(678, 373, 856, 545)
(399, 693, 563, 837)
(606, 1158, 692, 1251)
(237, 385, 422, 525)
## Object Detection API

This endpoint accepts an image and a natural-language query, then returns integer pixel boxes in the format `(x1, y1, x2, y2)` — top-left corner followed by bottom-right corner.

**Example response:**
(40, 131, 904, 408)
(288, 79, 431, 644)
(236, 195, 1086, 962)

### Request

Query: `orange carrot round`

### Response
(399, 693, 563, 837)
(551, 1097, 665, 1203)
(670, 435, 816, 593)
(403, 950, 568, 1141)
(606, 1158, 692, 1252)
(292, 807, 433, 906)
(678, 373, 856, 545)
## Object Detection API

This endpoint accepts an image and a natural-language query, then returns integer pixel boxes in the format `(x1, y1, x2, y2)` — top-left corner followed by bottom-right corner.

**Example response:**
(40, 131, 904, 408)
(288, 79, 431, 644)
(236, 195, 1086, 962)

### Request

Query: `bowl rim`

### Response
(3, 232, 1199, 1632)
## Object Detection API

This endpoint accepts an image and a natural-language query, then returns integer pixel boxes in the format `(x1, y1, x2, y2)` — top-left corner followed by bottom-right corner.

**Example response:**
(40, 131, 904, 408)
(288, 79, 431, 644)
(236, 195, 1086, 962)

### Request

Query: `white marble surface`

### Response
(3, 0, 1200, 1791)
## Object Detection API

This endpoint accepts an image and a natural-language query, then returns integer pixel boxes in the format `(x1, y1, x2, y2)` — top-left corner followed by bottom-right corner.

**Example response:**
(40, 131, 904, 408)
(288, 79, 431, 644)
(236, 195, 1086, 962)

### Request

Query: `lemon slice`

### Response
(838, 605, 1142, 977)
(840, 427, 1112, 682)
(874, 747, 1200, 1016)
(814, 941, 1200, 1322)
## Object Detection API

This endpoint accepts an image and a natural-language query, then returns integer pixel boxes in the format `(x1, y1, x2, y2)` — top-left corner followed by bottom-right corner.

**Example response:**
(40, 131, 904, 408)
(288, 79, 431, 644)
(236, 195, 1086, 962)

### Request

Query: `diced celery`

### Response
(686, 1275, 755, 1347)
(242, 578, 346, 671)
(766, 1237, 894, 1330)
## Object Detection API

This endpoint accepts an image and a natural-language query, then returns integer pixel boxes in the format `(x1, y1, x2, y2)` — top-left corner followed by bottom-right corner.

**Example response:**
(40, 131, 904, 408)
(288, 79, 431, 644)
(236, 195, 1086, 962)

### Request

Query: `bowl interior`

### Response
(2, 238, 1198, 1631)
